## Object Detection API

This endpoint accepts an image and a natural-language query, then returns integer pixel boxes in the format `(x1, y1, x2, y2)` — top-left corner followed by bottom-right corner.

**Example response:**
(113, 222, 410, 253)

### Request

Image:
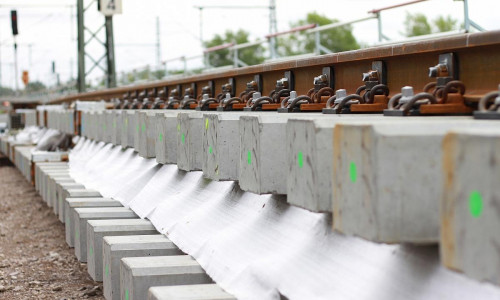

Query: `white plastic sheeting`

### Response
(69, 137, 500, 300)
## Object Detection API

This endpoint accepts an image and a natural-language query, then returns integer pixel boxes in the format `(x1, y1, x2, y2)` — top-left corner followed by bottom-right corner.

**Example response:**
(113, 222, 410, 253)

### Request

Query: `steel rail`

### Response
(46, 30, 500, 105)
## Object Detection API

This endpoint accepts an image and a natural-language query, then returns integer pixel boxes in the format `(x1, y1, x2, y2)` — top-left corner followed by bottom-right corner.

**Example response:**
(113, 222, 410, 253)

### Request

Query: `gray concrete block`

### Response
(441, 128, 500, 286)
(111, 110, 122, 146)
(35, 167, 60, 197)
(139, 111, 160, 158)
(55, 182, 84, 219)
(97, 111, 106, 142)
(65, 197, 123, 247)
(177, 111, 203, 171)
(45, 174, 71, 207)
(202, 112, 240, 181)
(42, 170, 69, 203)
(239, 114, 289, 194)
(103, 235, 183, 300)
(148, 284, 235, 300)
(53, 178, 77, 214)
(333, 119, 494, 244)
(286, 116, 383, 212)
(134, 110, 144, 152)
(105, 110, 115, 144)
(74, 207, 138, 263)
(155, 111, 180, 164)
(87, 219, 159, 282)
(122, 110, 136, 149)
(35, 163, 67, 192)
(121, 255, 212, 300)
(58, 187, 100, 223)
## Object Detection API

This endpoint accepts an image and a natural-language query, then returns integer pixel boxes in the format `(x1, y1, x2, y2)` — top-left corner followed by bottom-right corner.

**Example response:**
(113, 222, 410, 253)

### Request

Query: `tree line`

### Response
(0, 12, 459, 96)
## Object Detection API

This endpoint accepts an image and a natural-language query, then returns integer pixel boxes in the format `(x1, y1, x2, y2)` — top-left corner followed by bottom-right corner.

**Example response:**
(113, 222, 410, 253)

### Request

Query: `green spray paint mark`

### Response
(181, 134, 185, 144)
(247, 151, 252, 165)
(298, 152, 303, 168)
(105, 264, 109, 276)
(158, 133, 163, 141)
(89, 246, 93, 257)
(141, 124, 145, 132)
(469, 190, 483, 218)
(209, 146, 213, 154)
(103, 124, 106, 130)
(349, 161, 357, 183)
(113, 121, 116, 129)
(177, 124, 180, 132)
(125, 118, 128, 126)
(125, 290, 129, 300)
(205, 118, 209, 130)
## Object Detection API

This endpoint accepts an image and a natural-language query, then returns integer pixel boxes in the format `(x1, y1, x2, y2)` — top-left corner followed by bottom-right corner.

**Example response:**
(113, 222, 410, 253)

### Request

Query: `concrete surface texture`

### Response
(238, 114, 289, 194)
(332, 119, 494, 244)
(65, 197, 123, 247)
(155, 111, 180, 165)
(177, 111, 203, 171)
(111, 110, 122, 146)
(103, 234, 183, 300)
(202, 112, 240, 181)
(87, 219, 159, 282)
(285, 116, 381, 212)
(73, 207, 138, 262)
(138, 111, 157, 158)
(57, 182, 85, 222)
(120, 255, 212, 300)
(148, 284, 235, 300)
(441, 128, 500, 285)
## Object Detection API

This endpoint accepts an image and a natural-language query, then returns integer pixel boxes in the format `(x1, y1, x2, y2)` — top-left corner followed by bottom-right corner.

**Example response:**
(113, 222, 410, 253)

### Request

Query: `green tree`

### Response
(404, 13, 458, 37)
(0, 86, 15, 96)
(404, 12, 432, 37)
(204, 29, 265, 67)
(25, 81, 46, 93)
(278, 12, 360, 56)
(433, 15, 458, 32)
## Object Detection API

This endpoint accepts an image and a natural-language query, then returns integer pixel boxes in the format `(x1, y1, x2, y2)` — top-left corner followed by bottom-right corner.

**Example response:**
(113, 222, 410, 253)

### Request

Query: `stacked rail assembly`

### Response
(2, 30, 500, 299)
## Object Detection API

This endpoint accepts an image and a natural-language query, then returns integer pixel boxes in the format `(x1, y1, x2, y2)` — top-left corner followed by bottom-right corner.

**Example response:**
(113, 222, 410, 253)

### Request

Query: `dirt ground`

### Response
(0, 155, 104, 299)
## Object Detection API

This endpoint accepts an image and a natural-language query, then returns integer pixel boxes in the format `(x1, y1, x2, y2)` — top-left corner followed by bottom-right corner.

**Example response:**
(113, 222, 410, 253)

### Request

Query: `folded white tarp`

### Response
(68, 137, 500, 300)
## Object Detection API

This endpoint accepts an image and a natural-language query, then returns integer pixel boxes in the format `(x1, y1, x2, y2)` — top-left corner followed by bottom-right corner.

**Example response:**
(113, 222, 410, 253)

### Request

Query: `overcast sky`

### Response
(0, 0, 498, 89)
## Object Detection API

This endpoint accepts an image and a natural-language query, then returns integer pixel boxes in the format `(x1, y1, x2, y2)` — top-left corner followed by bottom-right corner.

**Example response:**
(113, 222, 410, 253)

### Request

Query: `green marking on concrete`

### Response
(205, 118, 209, 130)
(113, 121, 116, 128)
(89, 246, 93, 257)
(298, 151, 303, 168)
(103, 124, 106, 130)
(181, 134, 185, 144)
(158, 133, 163, 141)
(247, 151, 251, 165)
(105, 264, 109, 276)
(469, 190, 483, 218)
(141, 124, 145, 132)
(125, 289, 129, 300)
(209, 146, 213, 154)
(349, 161, 357, 183)
(177, 124, 180, 132)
